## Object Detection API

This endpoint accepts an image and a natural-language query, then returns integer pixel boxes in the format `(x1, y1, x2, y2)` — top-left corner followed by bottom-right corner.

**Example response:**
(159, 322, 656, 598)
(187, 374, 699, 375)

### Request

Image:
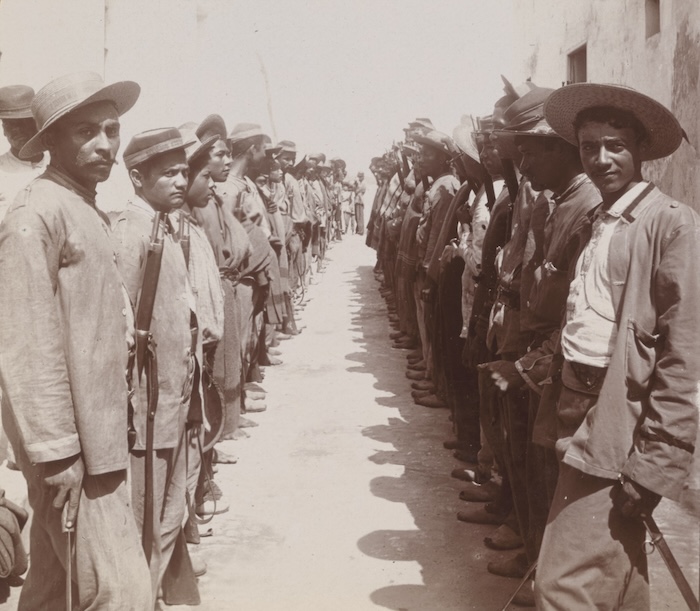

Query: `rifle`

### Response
(178, 212, 191, 268)
(500, 158, 519, 242)
(134, 211, 165, 565)
(642, 514, 699, 611)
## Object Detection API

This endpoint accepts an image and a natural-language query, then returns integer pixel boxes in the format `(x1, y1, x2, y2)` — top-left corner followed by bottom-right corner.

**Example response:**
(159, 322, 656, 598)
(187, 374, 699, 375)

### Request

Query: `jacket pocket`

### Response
(625, 318, 660, 399)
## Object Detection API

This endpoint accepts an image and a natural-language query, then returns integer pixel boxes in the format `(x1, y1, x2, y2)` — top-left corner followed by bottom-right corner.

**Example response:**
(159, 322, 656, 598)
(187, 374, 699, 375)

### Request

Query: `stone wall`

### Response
(512, 0, 700, 209)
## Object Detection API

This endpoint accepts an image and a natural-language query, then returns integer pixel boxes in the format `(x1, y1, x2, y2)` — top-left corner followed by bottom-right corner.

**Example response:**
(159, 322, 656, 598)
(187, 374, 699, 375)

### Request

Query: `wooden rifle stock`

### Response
(134, 211, 165, 565)
(178, 213, 191, 268)
(136, 212, 165, 380)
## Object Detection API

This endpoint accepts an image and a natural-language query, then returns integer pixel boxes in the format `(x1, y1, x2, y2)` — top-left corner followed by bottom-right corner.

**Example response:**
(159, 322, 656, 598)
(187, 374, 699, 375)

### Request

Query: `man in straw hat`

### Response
(0, 84, 47, 220)
(112, 127, 198, 601)
(533, 83, 699, 609)
(0, 71, 151, 609)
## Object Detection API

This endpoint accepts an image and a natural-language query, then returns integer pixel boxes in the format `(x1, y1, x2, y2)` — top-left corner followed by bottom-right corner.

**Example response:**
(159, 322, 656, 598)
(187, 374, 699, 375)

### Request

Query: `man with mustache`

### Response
(112, 127, 198, 603)
(0, 72, 151, 609)
(0, 85, 47, 221)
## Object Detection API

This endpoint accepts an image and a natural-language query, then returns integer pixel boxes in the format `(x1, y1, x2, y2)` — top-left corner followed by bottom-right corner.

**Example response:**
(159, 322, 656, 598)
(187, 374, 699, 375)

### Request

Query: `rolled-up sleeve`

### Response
(0, 199, 80, 463)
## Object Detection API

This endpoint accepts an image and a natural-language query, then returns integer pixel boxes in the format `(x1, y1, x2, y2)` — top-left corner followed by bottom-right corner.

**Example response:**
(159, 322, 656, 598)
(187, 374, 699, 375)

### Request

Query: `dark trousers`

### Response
(436, 257, 479, 452)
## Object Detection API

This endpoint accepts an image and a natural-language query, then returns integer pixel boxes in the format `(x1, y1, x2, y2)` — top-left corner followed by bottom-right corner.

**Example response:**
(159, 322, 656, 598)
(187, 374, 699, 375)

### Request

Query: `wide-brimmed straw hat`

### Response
(196, 114, 227, 141)
(277, 140, 297, 154)
(0, 85, 35, 119)
(228, 122, 265, 146)
(413, 130, 454, 156)
(544, 83, 685, 161)
(19, 71, 140, 160)
(452, 115, 480, 163)
(492, 86, 558, 159)
(179, 124, 218, 165)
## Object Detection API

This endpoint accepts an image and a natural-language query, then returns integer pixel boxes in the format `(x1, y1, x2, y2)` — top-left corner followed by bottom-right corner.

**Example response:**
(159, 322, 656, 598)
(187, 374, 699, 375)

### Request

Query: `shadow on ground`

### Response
(344, 264, 512, 611)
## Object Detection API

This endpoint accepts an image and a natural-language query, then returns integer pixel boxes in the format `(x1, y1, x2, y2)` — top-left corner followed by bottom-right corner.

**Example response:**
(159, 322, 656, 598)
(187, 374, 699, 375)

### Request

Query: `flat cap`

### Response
(0, 85, 35, 119)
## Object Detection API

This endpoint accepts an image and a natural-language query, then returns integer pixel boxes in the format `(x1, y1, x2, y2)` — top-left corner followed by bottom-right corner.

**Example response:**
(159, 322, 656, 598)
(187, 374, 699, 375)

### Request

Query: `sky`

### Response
(0, 0, 518, 184)
(195, 0, 517, 176)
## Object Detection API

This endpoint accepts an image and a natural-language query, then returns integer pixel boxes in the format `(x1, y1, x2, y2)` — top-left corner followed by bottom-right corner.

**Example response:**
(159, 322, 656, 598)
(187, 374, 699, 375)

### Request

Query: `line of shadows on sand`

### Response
(343, 263, 518, 611)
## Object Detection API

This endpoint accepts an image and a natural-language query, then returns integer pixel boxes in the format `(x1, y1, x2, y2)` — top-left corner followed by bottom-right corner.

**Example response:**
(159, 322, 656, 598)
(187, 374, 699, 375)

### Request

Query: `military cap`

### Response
(123, 127, 186, 170)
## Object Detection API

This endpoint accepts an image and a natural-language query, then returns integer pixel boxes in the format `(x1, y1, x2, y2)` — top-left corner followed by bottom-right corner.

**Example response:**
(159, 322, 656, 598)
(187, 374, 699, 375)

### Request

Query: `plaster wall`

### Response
(512, 0, 700, 209)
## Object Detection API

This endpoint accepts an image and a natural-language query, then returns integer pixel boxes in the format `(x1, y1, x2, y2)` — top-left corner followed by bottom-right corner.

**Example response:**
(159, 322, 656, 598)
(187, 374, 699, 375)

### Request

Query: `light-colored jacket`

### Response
(111, 198, 195, 451)
(0, 167, 131, 474)
(535, 185, 700, 503)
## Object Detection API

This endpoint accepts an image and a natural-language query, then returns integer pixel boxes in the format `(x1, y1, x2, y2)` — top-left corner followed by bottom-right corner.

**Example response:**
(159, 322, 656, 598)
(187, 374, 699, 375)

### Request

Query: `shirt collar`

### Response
(600, 181, 649, 219)
(44, 164, 97, 205)
(128, 194, 159, 218)
(553, 173, 589, 205)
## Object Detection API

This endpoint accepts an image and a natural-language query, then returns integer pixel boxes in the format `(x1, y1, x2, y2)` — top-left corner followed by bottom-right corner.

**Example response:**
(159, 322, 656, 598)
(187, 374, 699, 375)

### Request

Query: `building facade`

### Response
(512, 0, 700, 210)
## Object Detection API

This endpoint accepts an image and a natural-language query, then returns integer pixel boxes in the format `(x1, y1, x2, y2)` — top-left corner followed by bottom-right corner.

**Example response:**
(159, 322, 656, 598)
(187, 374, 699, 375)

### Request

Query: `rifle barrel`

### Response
(643, 515, 699, 611)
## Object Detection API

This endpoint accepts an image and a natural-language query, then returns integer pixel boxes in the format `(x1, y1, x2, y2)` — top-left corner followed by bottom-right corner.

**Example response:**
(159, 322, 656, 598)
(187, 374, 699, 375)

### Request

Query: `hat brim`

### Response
(197, 114, 227, 141)
(412, 134, 450, 156)
(543, 83, 683, 161)
(492, 127, 562, 160)
(0, 108, 34, 120)
(187, 134, 219, 165)
(19, 80, 141, 159)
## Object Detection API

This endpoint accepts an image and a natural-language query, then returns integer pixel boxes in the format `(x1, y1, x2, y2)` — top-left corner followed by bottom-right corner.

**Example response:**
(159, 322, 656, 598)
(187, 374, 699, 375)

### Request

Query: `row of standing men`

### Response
(0, 71, 364, 609)
(366, 80, 699, 609)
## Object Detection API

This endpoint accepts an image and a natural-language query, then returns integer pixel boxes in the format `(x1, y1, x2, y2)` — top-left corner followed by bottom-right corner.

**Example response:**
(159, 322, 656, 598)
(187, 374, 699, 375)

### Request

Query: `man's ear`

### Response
(129, 168, 144, 189)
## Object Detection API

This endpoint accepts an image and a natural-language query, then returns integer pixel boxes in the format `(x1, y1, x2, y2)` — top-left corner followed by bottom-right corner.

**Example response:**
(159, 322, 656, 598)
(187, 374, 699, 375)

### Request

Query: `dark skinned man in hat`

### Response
(0, 71, 151, 609)
(480, 86, 601, 605)
(0, 85, 47, 220)
(532, 83, 700, 609)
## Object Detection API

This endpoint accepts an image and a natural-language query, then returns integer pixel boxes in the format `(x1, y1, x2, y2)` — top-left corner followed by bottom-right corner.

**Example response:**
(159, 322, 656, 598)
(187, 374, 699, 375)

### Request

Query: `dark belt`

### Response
(568, 361, 608, 394)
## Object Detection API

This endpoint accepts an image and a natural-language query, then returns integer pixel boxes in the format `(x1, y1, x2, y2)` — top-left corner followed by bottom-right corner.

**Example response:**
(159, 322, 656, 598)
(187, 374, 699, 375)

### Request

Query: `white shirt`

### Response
(561, 181, 649, 367)
(0, 150, 47, 222)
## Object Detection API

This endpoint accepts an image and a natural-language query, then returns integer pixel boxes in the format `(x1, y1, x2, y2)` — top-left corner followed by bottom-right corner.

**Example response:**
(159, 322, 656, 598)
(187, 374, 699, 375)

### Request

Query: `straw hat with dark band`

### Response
(543, 83, 685, 161)
(19, 71, 140, 160)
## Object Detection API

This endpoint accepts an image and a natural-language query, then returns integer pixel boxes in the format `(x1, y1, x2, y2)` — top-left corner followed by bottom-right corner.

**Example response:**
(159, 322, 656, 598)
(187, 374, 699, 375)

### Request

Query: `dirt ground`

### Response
(1, 233, 698, 610)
